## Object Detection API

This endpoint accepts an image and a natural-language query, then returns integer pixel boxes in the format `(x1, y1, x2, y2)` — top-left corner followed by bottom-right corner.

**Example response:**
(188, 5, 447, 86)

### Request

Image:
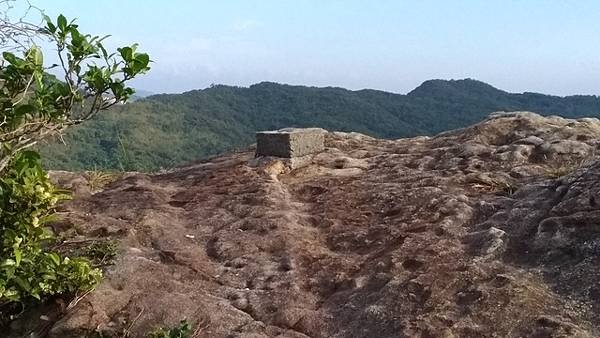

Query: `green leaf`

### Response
(57, 14, 67, 31)
(136, 53, 150, 66)
(13, 276, 31, 292)
(31, 47, 43, 67)
(47, 252, 61, 266)
(13, 248, 21, 266)
(98, 44, 108, 60)
(118, 46, 133, 61)
(2, 51, 18, 64)
(43, 14, 56, 33)
(30, 290, 41, 300)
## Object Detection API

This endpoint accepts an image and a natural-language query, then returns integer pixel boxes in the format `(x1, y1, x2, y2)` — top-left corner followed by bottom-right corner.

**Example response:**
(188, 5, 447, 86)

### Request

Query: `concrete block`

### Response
(256, 128, 325, 158)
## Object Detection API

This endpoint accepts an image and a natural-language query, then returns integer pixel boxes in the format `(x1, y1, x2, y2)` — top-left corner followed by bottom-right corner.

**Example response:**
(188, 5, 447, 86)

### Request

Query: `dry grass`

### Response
(470, 177, 518, 195)
(543, 155, 596, 179)
(86, 169, 122, 192)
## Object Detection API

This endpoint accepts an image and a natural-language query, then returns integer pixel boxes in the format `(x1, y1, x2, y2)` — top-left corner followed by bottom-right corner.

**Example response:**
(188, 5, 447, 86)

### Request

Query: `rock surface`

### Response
(10, 111, 600, 337)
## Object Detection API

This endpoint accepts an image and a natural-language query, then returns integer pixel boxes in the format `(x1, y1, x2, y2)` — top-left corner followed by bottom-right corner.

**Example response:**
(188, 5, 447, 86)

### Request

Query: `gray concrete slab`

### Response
(256, 128, 325, 158)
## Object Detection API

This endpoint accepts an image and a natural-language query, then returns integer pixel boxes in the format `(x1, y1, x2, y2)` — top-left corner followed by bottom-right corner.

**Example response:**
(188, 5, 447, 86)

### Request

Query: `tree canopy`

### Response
(41, 79, 600, 171)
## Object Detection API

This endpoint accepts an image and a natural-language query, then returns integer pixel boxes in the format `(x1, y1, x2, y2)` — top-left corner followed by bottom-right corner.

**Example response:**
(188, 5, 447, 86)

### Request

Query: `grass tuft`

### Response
(86, 168, 122, 192)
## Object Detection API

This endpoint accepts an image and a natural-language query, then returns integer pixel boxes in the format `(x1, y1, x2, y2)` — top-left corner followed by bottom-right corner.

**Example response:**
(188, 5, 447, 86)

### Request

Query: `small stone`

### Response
(513, 135, 544, 146)
(232, 297, 249, 311)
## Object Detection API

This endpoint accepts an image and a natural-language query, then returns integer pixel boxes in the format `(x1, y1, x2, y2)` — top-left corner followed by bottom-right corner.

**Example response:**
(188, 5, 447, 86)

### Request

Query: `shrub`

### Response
(147, 319, 193, 338)
(0, 151, 101, 308)
(0, 12, 150, 173)
(0, 8, 148, 321)
(82, 239, 119, 266)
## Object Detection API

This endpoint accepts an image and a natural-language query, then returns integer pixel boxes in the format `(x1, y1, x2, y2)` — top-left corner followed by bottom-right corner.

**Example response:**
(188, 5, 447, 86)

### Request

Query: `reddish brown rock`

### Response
(9, 111, 600, 337)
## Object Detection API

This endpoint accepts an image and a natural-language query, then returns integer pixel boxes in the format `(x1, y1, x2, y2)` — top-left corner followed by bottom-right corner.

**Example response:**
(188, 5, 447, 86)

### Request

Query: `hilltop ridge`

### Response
(407, 78, 506, 98)
(40, 79, 600, 171)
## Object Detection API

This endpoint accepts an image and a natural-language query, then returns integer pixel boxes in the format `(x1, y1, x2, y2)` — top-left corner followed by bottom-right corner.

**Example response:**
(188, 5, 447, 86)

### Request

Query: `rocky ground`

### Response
(8, 111, 600, 337)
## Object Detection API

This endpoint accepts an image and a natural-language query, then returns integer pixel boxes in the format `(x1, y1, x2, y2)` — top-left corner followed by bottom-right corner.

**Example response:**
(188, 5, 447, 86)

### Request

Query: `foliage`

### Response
(81, 239, 118, 266)
(147, 319, 193, 338)
(40, 79, 600, 171)
(0, 151, 101, 306)
(0, 7, 149, 321)
(1, 12, 150, 173)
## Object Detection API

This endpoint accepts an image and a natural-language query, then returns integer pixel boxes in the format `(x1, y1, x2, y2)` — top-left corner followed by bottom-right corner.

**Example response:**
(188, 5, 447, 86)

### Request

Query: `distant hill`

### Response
(40, 79, 600, 171)
(130, 89, 156, 101)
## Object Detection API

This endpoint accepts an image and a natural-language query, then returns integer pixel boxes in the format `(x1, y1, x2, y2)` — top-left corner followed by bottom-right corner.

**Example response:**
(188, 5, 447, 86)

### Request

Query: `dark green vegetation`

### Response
(40, 79, 600, 171)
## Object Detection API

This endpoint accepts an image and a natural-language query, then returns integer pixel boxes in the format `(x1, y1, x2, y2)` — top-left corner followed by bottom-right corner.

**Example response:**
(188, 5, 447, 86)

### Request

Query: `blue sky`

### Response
(12, 0, 600, 95)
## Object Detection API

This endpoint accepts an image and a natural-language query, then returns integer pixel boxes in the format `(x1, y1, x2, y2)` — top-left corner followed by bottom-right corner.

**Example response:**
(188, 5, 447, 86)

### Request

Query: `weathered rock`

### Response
(513, 135, 545, 146)
(12, 112, 600, 337)
(534, 139, 593, 160)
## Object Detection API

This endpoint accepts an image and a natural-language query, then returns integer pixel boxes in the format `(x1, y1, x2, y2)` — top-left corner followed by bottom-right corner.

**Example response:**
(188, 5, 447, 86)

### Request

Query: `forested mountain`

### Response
(40, 79, 600, 171)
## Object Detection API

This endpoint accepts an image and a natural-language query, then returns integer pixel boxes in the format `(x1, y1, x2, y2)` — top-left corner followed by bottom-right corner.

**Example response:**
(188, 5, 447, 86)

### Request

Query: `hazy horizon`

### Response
(136, 78, 600, 98)
(16, 0, 600, 96)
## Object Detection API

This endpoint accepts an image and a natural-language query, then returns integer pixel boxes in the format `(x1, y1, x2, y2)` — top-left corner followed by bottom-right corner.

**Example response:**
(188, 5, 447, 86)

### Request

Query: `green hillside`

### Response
(40, 79, 600, 171)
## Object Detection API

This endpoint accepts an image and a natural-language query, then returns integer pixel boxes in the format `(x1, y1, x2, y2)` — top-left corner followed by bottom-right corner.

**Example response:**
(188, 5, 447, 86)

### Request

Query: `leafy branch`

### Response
(0, 6, 150, 324)
(0, 13, 150, 173)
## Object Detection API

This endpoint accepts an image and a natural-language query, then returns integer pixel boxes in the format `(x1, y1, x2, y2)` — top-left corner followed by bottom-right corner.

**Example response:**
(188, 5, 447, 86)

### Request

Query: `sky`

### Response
(9, 0, 600, 96)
